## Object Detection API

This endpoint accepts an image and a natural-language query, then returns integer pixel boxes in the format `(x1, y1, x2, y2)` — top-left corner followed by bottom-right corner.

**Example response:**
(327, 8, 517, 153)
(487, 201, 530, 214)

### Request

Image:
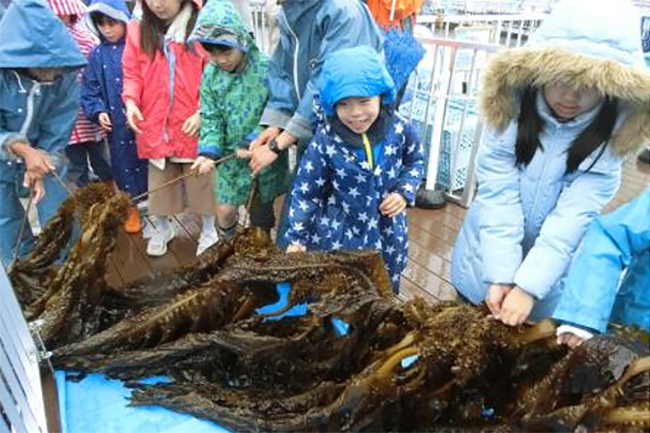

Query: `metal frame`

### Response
(401, 37, 502, 207)
(0, 265, 49, 433)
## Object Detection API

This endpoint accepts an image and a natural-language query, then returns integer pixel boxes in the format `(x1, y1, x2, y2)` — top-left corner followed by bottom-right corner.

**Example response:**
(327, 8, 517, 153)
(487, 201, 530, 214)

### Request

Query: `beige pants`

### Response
(148, 161, 215, 216)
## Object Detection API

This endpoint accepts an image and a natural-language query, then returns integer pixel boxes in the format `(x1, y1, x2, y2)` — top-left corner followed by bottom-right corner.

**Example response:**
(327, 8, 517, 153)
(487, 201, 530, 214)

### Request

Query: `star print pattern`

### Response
(284, 113, 425, 293)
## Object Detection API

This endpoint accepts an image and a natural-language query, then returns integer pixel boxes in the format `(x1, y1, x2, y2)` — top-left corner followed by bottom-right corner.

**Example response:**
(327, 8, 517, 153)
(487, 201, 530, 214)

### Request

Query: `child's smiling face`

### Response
(335, 96, 381, 134)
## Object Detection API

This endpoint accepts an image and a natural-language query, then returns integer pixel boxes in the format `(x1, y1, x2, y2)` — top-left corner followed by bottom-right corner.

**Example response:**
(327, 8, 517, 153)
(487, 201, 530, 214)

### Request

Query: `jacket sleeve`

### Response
(197, 74, 224, 159)
(262, 7, 382, 141)
(122, 21, 143, 106)
(475, 124, 526, 285)
(284, 133, 329, 247)
(514, 146, 623, 301)
(37, 72, 79, 156)
(80, 48, 108, 123)
(394, 121, 424, 205)
(259, 36, 297, 131)
(552, 189, 650, 333)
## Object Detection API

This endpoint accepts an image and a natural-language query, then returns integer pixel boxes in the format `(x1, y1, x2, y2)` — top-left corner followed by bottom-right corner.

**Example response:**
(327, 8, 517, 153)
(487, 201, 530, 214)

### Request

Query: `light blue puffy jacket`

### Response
(553, 189, 650, 333)
(450, 0, 650, 321)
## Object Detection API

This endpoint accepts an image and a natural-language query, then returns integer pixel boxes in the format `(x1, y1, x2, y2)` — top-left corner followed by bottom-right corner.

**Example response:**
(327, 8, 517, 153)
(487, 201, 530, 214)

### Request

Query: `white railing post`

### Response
(0, 265, 49, 433)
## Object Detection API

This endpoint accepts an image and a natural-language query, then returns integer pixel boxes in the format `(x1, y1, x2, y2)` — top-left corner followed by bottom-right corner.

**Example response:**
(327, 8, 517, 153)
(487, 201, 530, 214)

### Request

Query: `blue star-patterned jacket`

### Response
(284, 113, 424, 293)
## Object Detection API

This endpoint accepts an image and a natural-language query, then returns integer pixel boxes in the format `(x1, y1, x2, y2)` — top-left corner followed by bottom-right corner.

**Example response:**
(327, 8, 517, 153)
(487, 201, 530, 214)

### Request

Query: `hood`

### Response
(481, 0, 650, 156)
(280, 0, 324, 28)
(86, 0, 130, 35)
(190, 0, 253, 52)
(0, 0, 86, 69)
(319, 46, 395, 116)
(48, 0, 87, 19)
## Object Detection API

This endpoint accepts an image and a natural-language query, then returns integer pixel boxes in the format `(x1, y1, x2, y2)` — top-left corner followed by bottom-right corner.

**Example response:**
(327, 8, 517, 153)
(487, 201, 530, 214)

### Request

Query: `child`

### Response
(450, 0, 650, 326)
(122, 0, 218, 257)
(47, 0, 115, 189)
(81, 0, 148, 233)
(554, 189, 650, 348)
(247, 0, 384, 247)
(0, 0, 86, 267)
(190, 0, 288, 238)
(284, 46, 424, 293)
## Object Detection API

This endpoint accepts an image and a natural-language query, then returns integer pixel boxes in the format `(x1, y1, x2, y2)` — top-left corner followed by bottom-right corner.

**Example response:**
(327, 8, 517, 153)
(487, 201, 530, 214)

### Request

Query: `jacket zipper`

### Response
(281, 8, 301, 103)
(20, 81, 40, 137)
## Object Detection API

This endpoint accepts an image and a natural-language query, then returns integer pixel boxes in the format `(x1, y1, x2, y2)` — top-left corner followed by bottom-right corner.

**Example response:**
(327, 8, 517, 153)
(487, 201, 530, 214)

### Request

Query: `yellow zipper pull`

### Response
(362, 133, 373, 170)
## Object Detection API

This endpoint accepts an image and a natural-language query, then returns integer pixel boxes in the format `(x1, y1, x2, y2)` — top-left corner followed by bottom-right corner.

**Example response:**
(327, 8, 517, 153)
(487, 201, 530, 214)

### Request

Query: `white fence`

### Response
(399, 37, 502, 207)
(0, 265, 49, 433)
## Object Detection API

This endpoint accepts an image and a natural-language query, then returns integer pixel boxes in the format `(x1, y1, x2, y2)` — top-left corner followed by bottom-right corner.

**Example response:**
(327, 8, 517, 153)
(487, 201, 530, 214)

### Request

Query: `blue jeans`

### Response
(0, 166, 70, 269)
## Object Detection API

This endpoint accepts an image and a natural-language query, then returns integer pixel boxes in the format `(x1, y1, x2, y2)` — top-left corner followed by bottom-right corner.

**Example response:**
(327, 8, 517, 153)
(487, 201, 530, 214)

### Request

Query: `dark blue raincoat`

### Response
(80, 0, 147, 197)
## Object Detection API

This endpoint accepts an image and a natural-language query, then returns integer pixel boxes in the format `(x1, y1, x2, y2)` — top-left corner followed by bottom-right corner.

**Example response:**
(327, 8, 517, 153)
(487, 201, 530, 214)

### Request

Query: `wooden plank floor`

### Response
(106, 158, 650, 303)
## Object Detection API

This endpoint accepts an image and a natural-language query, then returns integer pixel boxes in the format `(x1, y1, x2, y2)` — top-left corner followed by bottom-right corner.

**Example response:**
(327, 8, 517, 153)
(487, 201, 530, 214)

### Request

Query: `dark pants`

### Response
(65, 140, 113, 187)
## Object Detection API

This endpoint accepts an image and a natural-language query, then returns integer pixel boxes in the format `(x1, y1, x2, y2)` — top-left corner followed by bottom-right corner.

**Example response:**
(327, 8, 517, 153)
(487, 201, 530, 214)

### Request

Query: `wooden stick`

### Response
(132, 153, 237, 203)
(243, 181, 257, 229)
(11, 189, 35, 270)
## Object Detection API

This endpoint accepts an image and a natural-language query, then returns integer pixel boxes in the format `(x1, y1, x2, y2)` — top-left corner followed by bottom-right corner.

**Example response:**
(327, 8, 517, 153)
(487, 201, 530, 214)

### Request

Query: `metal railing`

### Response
(399, 37, 502, 207)
(0, 265, 49, 433)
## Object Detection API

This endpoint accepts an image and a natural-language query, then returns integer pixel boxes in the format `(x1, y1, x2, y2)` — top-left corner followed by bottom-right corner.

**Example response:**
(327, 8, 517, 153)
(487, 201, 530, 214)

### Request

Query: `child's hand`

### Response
(556, 332, 586, 349)
(236, 148, 251, 159)
(498, 286, 535, 326)
(379, 193, 407, 217)
(286, 243, 306, 253)
(182, 112, 201, 137)
(125, 100, 144, 134)
(250, 126, 281, 148)
(22, 171, 45, 204)
(556, 325, 594, 348)
(98, 113, 112, 132)
(191, 156, 215, 175)
(485, 283, 512, 318)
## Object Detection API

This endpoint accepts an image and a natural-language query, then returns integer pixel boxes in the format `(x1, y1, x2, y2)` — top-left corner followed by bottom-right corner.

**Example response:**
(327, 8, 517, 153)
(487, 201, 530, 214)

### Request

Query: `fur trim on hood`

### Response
(480, 0, 650, 157)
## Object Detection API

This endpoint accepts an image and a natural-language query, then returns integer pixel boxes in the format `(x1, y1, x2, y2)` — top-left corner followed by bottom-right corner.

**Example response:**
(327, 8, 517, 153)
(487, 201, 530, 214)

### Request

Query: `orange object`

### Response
(366, 0, 424, 30)
(124, 206, 142, 234)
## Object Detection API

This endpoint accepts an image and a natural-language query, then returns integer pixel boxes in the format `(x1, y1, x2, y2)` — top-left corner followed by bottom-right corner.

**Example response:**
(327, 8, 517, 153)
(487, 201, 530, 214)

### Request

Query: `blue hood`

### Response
(0, 0, 86, 69)
(87, 0, 130, 36)
(319, 46, 395, 116)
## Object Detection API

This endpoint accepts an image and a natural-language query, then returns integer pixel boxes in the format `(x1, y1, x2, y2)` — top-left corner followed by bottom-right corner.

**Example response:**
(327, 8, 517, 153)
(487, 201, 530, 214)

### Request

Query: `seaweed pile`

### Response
(10, 188, 650, 432)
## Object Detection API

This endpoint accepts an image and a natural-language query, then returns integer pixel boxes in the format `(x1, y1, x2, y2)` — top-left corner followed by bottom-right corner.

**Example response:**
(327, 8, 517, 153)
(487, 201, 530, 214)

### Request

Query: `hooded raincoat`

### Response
(121, 0, 207, 160)
(259, 0, 384, 142)
(0, 0, 86, 266)
(284, 47, 425, 293)
(192, 0, 288, 205)
(81, 0, 147, 197)
(553, 189, 650, 333)
(450, 0, 650, 320)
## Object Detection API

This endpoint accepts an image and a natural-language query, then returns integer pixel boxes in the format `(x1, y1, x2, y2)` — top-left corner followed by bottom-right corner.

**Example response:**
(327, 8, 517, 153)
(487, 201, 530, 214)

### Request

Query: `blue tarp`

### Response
(55, 372, 231, 433)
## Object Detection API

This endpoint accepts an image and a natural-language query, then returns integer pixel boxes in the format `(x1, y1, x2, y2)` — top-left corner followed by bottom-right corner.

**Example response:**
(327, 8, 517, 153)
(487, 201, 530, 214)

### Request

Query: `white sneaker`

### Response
(196, 231, 219, 256)
(142, 217, 156, 240)
(146, 224, 175, 256)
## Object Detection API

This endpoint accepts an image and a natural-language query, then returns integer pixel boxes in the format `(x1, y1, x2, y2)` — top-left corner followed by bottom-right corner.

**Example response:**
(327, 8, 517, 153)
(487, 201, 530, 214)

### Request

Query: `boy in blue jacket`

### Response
(81, 0, 148, 233)
(0, 0, 86, 268)
(554, 189, 650, 348)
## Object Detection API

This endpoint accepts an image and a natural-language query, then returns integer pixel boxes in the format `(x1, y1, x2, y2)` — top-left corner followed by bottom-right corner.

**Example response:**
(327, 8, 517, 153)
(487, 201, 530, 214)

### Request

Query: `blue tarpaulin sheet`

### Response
(53, 282, 366, 432)
(55, 371, 231, 433)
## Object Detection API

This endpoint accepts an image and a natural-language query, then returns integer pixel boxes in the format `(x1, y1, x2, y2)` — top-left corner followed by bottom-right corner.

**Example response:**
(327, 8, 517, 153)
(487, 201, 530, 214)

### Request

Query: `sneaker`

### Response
(142, 217, 155, 239)
(124, 207, 142, 234)
(196, 231, 219, 256)
(146, 224, 175, 257)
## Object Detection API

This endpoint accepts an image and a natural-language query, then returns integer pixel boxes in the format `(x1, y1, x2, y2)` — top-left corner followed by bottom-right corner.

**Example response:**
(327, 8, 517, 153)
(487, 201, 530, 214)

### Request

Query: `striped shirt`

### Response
(67, 22, 104, 145)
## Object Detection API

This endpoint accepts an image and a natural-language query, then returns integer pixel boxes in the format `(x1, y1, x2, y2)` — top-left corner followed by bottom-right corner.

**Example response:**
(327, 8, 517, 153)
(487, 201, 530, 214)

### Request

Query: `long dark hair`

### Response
(140, 1, 199, 59)
(515, 87, 618, 173)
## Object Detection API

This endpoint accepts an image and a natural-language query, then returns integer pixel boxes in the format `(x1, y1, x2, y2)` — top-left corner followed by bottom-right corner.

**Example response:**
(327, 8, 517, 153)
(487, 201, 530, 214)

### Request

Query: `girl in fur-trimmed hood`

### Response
(451, 0, 650, 327)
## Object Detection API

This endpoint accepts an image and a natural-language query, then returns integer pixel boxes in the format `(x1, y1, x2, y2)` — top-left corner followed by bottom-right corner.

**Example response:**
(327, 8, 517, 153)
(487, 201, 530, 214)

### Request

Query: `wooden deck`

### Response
(106, 158, 650, 302)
